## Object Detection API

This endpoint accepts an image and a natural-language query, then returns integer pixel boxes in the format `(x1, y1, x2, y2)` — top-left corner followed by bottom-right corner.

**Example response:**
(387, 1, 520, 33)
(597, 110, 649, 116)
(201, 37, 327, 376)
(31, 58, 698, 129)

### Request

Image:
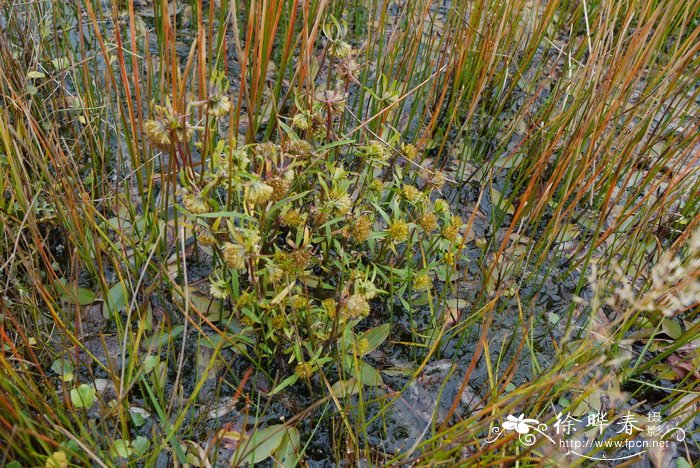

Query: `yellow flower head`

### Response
(284, 139, 312, 159)
(350, 215, 371, 243)
(183, 193, 209, 214)
(209, 276, 229, 299)
(294, 362, 314, 379)
(223, 242, 247, 270)
(322, 298, 337, 319)
(195, 225, 217, 246)
(207, 93, 231, 117)
(144, 119, 170, 149)
(246, 180, 274, 205)
(281, 209, 306, 228)
(388, 219, 409, 243)
(340, 294, 370, 319)
(401, 143, 419, 160)
(434, 199, 449, 214)
(419, 212, 438, 233)
(413, 273, 432, 291)
(356, 338, 370, 356)
(328, 40, 352, 59)
(402, 185, 422, 203)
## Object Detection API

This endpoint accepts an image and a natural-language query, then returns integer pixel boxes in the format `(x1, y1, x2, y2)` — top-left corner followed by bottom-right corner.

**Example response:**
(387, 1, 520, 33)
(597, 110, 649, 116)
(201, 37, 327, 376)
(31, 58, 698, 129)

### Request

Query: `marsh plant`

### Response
(148, 76, 465, 390)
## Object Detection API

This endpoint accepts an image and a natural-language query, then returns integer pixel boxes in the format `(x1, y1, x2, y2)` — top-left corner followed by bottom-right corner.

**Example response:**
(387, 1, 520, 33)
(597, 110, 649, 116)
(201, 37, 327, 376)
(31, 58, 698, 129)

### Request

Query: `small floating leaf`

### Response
(70, 384, 96, 409)
(490, 186, 515, 215)
(57, 280, 96, 305)
(111, 439, 132, 459)
(132, 436, 149, 456)
(51, 358, 75, 382)
(661, 319, 682, 339)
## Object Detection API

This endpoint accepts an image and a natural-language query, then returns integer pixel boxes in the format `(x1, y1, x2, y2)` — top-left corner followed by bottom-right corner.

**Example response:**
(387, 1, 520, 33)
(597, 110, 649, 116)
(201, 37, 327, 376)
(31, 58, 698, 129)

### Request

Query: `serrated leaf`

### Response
(70, 384, 96, 408)
(27, 70, 45, 79)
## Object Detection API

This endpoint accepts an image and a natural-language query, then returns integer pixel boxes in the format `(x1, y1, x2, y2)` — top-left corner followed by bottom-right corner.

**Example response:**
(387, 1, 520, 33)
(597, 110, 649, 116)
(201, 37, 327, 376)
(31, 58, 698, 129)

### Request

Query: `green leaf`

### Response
(132, 436, 150, 456)
(661, 319, 682, 339)
(493, 153, 524, 169)
(111, 439, 132, 459)
(57, 280, 96, 306)
(269, 374, 298, 396)
(143, 355, 159, 373)
(358, 323, 390, 354)
(70, 384, 96, 408)
(103, 281, 128, 318)
(233, 424, 287, 465)
(51, 57, 70, 70)
(129, 407, 149, 427)
(355, 361, 382, 386)
(316, 139, 355, 153)
(344, 355, 382, 386)
(143, 324, 184, 348)
(198, 332, 242, 351)
(51, 358, 75, 382)
(559, 223, 580, 242)
(330, 378, 361, 399)
(490, 186, 515, 215)
(174, 286, 226, 321)
(273, 427, 300, 468)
